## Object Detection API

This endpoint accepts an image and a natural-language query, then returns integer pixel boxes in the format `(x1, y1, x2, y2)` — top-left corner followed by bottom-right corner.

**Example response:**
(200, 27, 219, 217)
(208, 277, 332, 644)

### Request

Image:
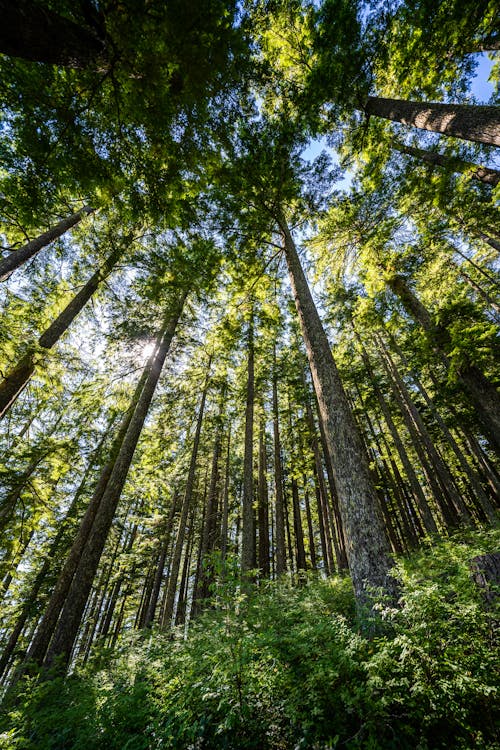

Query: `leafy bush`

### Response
(1, 528, 498, 749)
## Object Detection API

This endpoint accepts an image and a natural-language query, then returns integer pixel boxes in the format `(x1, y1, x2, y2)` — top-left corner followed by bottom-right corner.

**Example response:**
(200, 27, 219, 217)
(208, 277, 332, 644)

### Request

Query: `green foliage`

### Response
(2, 529, 498, 749)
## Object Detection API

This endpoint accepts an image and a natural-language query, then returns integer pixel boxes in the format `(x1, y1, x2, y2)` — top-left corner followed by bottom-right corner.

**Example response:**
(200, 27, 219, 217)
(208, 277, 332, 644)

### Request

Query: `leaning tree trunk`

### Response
(391, 141, 500, 187)
(41, 292, 187, 671)
(0, 206, 94, 280)
(277, 209, 397, 610)
(364, 97, 500, 147)
(0, 244, 122, 419)
(0, 0, 106, 67)
(355, 334, 438, 535)
(241, 312, 256, 574)
(24, 369, 149, 668)
(386, 272, 500, 454)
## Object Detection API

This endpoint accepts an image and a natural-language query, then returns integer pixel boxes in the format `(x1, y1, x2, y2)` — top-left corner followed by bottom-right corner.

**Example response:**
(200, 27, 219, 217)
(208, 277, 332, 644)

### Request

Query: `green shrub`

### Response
(1, 528, 498, 749)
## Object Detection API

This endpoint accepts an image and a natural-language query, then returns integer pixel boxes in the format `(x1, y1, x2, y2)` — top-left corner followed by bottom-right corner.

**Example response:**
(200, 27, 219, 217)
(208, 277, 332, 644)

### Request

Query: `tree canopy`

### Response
(0, 2, 498, 747)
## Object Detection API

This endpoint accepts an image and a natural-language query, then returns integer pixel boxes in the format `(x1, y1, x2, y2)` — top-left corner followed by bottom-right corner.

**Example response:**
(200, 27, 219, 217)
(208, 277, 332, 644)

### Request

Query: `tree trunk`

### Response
(41, 292, 186, 670)
(25, 372, 148, 668)
(241, 312, 255, 574)
(389, 334, 498, 523)
(356, 335, 439, 534)
(365, 96, 500, 147)
(175, 507, 196, 627)
(377, 335, 471, 524)
(0, 245, 122, 419)
(291, 478, 307, 571)
(162, 368, 209, 628)
(258, 418, 270, 577)
(471, 229, 500, 254)
(0, 206, 94, 280)
(315, 403, 348, 570)
(0, 1, 105, 67)
(142, 493, 179, 628)
(386, 272, 500, 454)
(303, 487, 317, 570)
(195, 415, 222, 605)
(0, 421, 114, 679)
(391, 141, 500, 186)
(220, 428, 231, 561)
(278, 210, 396, 609)
(272, 358, 287, 576)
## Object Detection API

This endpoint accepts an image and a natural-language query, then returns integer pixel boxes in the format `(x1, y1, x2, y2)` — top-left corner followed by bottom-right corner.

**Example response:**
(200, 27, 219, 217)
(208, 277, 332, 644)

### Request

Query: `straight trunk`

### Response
(0, 207, 94, 280)
(241, 313, 255, 574)
(390, 335, 498, 523)
(272, 363, 287, 576)
(0, 424, 113, 678)
(391, 141, 500, 186)
(220, 429, 231, 561)
(303, 487, 317, 570)
(470, 229, 500, 254)
(175, 508, 196, 627)
(162, 370, 209, 627)
(42, 293, 186, 669)
(0, 245, 122, 419)
(258, 419, 270, 577)
(365, 96, 500, 147)
(278, 211, 396, 608)
(142, 493, 179, 628)
(195, 418, 222, 604)
(291, 478, 307, 571)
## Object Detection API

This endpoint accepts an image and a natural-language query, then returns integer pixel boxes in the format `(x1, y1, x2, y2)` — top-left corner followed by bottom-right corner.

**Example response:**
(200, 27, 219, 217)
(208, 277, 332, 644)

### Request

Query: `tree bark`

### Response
(0, 245, 122, 419)
(220, 428, 231, 561)
(241, 312, 255, 574)
(466, 35, 500, 53)
(389, 334, 498, 524)
(365, 96, 500, 147)
(0, 1, 105, 67)
(0, 422, 114, 679)
(291, 477, 307, 571)
(272, 357, 287, 576)
(162, 368, 209, 628)
(315, 403, 348, 570)
(258, 418, 270, 577)
(386, 272, 500, 455)
(41, 292, 186, 670)
(0, 207, 94, 281)
(391, 141, 500, 186)
(377, 335, 471, 525)
(356, 335, 438, 534)
(278, 210, 396, 609)
(195, 414, 222, 605)
(24, 376, 147, 668)
(303, 487, 317, 570)
(142, 493, 179, 628)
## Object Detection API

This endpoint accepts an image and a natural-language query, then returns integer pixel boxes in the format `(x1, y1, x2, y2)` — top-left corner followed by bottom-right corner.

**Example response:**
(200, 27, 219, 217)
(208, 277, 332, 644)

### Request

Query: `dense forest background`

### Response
(0, 1, 498, 747)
